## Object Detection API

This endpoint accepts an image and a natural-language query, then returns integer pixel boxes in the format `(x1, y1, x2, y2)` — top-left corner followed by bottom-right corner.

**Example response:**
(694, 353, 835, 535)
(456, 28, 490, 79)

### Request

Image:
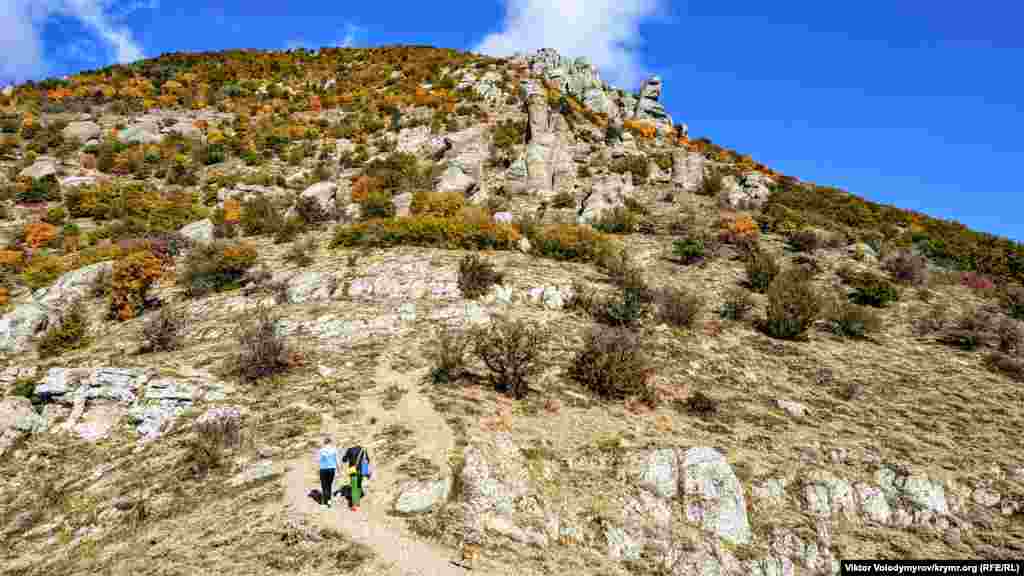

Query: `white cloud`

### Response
(472, 0, 662, 91)
(286, 23, 365, 52)
(337, 23, 364, 48)
(0, 0, 149, 84)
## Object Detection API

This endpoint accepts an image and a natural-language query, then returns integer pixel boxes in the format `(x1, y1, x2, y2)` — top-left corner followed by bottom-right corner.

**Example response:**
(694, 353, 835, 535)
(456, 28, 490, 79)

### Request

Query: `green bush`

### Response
(672, 237, 706, 265)
(37, 301, 90, 358)
(840, 268, 900, 307)
(142, 304, 184, 353)
(283, 235, 317, 267)
(720, 287, 755, 320)
(17, 175, 61, 203)
(825, 297, 883, 338)
(593, 207, 638, 235)
(699, 167, 724, 197)
(569, 326, 655, 405)
(760, 269, 822, 340)
(361, 190, 396, 220)
(609, 155, 648, 184)
(240, 195, 284, 237)
(428, 327, 469, 385)
(745, 249, 781, 293)
(787, 229, 821, 253)
(1000, 283, 1024, 320)
(178, 241, 259, 297)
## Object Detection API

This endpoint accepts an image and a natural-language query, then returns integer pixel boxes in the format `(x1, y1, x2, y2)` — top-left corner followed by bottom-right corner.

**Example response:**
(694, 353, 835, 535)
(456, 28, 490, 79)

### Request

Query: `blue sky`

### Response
(2, 0, 1021, 242)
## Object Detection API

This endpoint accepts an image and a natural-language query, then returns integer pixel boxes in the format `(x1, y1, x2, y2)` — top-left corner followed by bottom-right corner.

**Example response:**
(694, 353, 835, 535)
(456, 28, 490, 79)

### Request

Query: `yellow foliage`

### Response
(110, 250, 164, 321)
(0, 249, 24, 268)
(223, 198, 241, 224)
(410, 191, 465, 217)
(623, 119, 656, 139)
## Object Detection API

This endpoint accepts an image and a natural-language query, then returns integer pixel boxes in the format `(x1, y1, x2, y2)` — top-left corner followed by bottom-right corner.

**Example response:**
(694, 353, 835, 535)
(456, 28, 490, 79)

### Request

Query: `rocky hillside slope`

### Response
(0, 45, 1023, 575)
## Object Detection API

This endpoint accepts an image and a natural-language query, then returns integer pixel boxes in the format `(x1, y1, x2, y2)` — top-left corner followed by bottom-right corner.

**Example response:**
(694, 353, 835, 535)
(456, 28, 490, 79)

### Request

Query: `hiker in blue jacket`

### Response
(341, 445, 372, 511)
(318, 437, 339, 509)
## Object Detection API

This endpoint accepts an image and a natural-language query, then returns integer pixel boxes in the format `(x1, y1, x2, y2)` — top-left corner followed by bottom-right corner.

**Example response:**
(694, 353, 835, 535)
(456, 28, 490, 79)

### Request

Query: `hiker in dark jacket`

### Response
(341, 445, 371, 511)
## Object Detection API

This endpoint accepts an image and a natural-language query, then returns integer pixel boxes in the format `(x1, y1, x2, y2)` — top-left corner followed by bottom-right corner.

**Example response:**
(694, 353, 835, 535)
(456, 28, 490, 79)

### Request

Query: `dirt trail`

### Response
(282, 348, 508, 576)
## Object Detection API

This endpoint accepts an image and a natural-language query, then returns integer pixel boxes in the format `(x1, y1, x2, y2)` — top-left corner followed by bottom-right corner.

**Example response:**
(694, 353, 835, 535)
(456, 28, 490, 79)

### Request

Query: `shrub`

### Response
(109, 250, 163, 321)
(683, 391, 719, 417)
(273, 215, 306, 244)
(409, 190, 464, 217)
(240, 195, 284, 237)
(37, 301, 90, 358)
(825, 297, 883, 338)
(745, 249, 780, 293)
(43, 206, 66, 225)
(331, 214, 521, 251)
(24, 222, 59, 249)
(530, 223, 610, 262)
(179, 240, 258, 297)
(22, 254, 65, 290)
(593, 207, 638, 235)
(787, 229, 821, 253)
(468, 315, 547, 399)
(961, 271, 995, 296)
(1002, 283, 1024, 320)
(760, 269, 822, 339)
(672, 237, 706, 265)
(940, 307, 1000, 351)
(720, 287, 755, 320)
(142, 304, 184, 352)
(458, 254, 504, 299)
(653, 286, 704, 329)
(882, 249, 929, 286)
(361, 190, 396, 220)
(699, 167, 724, 197)
(609, 155, 648, 184)
(985, 353, 1024, 382)
(16, 175, 61, 203)
(569, 326, 654, 405)
(284, 235, 317, 267)
(295, 195, 331, 226)
(233, 304, 293, 383)
(843, 269, 900, 307)
(996, 316, 1023, 354)
(428, 327, 469, 384)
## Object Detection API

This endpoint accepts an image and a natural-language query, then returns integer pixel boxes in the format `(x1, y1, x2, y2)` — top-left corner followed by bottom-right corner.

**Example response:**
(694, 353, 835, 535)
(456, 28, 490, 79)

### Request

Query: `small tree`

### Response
(469, 315, 547, 399)
(761, 269, 822, 340)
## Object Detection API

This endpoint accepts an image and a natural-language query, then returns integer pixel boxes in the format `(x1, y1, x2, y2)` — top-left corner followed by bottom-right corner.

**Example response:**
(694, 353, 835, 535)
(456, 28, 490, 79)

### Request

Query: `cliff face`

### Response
(0, 45, 1022, 576)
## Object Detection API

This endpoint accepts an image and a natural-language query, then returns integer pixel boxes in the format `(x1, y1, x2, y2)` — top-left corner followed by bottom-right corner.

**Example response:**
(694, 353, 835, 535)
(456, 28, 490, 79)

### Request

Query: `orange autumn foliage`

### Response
(25, 222, 58, 249)
(350, 175, 380, 203)
(223, 198, 241, 224)
(0, 249, 23, 268)
(110, 250, 163, 321)
(623, 119, 656, 139)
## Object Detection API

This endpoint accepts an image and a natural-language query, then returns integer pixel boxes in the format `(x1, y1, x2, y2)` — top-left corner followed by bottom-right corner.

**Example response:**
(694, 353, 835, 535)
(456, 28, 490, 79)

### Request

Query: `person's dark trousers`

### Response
(320, 468, 335, 506)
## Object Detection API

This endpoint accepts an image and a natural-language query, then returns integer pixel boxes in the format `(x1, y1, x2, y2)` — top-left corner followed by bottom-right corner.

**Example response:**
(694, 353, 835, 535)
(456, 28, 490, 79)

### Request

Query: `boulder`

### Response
(299, 181, 337, 217)
(18, 158, 58, 180)
(395, 125, 433, 155)
(672, 148, 706, 192)
(164, 120, 202, 141)
(60, 176, 95, 188)
(681, 447, 752, 545)
(394, 477, 451, 514)
(286, 271, 337, 304)
(720, 172, 774, 211)
(61, 121, 101, 143)
(178, 219, 215, 246)
(638, 448, 679, 499)
(577, 173, 634, 225)
(0, 397, 44, 455)
(393, 192, 413, 217)
(117, 121, 162, 145)
(0, 261, 113, 354)
(435, 164, 476, 195)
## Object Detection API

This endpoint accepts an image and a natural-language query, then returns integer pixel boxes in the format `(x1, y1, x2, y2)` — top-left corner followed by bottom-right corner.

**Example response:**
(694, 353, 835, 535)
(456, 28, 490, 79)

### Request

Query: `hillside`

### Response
(0, 45, 1023, 576)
